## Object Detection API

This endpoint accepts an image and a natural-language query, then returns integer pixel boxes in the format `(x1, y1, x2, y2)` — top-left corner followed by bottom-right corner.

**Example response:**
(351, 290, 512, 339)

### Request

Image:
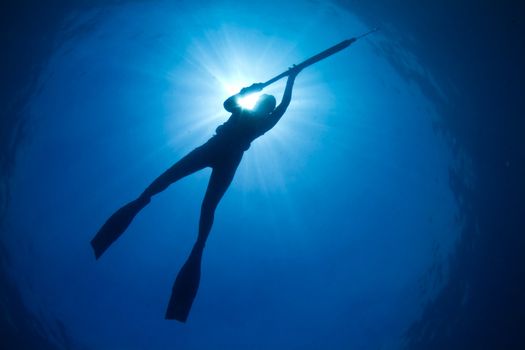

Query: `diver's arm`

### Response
(258, 73, 297, 134)
(223, 83, 264, 113)
(223, 95, 241, 113)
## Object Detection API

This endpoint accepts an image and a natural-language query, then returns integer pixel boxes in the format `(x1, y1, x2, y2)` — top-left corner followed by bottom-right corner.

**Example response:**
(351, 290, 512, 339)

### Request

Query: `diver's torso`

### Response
(211, 112, 264, 152)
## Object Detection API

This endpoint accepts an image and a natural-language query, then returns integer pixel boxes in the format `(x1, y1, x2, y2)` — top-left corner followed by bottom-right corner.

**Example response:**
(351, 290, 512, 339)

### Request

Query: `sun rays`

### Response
(164, 24, 332, 194)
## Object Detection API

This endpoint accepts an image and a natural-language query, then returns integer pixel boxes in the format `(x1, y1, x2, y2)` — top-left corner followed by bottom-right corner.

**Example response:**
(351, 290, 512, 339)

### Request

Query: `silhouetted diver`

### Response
(91, 65, 302, 322)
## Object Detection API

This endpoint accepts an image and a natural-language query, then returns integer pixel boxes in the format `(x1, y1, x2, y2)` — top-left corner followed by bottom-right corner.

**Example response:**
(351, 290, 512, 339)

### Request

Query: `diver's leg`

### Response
(140, 146, 212, 200)
(90, 146, 211, 259)
(166, 154, 242, 321)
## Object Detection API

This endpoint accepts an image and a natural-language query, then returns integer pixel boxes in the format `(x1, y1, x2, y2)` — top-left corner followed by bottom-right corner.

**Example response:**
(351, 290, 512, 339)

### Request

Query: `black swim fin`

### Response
(165, 244, 204, 322)
(90, 197, 149, 259)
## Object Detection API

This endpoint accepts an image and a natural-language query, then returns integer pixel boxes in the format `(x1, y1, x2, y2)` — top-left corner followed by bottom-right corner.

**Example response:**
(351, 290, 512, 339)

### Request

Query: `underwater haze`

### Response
(1, 0, 524, 349)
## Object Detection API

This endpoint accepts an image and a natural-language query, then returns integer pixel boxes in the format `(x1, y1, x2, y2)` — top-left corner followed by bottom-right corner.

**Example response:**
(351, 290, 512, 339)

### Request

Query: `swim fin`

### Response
(90, 196, 150, 259)
(165, 244, 204, 322)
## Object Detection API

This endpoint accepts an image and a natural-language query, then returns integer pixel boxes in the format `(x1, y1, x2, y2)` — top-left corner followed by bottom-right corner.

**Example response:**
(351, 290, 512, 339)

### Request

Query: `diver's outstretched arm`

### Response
(223, 95, 241, 113)
(258, 67, 301, 134)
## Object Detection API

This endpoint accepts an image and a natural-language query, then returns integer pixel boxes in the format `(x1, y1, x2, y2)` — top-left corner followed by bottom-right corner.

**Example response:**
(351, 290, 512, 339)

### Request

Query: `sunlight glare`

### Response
(237, 92, 262, 110)
(165, 24, 332, 193)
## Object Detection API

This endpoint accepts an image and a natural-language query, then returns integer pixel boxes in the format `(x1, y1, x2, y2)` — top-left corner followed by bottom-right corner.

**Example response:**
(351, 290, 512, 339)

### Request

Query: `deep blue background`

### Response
(1, 1, 524, 349)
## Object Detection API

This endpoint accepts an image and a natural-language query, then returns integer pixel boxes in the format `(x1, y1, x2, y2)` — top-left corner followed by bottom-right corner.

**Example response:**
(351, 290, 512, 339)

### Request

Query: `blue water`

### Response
(1, 0, 524, 349)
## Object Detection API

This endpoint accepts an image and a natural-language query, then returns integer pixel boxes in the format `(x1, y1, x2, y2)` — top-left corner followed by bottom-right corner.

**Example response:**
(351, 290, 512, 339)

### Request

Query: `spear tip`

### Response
(355, 27, 379, 40)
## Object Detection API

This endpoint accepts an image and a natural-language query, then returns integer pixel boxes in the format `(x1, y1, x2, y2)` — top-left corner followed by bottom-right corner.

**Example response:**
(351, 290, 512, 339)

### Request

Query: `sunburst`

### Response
(164, 24, 332, 194)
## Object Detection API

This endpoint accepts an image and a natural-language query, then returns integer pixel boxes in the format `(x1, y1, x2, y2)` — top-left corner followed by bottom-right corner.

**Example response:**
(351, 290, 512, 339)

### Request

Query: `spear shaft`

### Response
(261, 28, 378, 88)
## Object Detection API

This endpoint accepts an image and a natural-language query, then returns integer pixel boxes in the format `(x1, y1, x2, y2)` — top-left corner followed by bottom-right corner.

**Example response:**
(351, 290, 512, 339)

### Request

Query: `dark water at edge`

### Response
(1, 3, 133, 349)
(346, 1, 525, 348)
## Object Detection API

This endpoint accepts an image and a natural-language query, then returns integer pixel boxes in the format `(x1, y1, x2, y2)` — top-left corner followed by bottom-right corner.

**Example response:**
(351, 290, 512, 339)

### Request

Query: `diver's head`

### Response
(253, 94, 276, 115)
